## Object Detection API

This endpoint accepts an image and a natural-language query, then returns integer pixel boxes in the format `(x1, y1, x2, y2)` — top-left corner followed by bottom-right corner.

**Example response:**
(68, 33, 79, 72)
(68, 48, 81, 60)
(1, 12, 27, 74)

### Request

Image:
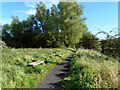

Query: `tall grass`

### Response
(62, 48, 118, 88)
(2, 48, 72, 88)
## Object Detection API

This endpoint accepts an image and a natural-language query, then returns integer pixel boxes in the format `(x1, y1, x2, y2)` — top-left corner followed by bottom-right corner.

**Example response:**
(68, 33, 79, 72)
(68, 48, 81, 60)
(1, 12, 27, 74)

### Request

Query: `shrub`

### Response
(101, 37, 120, 58)
(77, 32, 101, 51)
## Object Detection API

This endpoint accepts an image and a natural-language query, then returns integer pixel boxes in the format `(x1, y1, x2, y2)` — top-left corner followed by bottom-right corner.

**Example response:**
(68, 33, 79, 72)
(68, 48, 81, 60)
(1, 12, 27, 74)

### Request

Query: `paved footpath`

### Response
(36, 51, 76, 89)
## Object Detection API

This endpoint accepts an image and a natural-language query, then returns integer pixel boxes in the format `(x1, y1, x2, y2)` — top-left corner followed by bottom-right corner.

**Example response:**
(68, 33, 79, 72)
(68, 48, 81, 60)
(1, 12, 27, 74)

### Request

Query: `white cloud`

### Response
(27, 4, 35, 8)
(25, 2, 37, 15)
(25, 1, 59, 9)
(24, 1, 59, 15)
(26, 9, 36, 15)
(25, 2, 36, 8)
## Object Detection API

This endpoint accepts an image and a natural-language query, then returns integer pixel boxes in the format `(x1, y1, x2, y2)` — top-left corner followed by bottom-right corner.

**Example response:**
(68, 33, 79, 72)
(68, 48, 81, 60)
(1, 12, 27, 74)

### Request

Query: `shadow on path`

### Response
(36, 51, 76, 89)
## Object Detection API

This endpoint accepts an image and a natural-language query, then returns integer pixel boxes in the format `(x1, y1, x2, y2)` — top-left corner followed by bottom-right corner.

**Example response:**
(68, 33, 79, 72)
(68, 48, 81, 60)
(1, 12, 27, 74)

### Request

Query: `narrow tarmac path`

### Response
(36, 51, 76, 89)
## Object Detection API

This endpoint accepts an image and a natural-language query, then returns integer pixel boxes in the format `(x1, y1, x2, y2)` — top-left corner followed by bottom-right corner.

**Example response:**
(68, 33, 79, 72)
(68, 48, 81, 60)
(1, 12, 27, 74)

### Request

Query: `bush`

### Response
(77, 32, 101, 51)
(101, 37, 120, 58)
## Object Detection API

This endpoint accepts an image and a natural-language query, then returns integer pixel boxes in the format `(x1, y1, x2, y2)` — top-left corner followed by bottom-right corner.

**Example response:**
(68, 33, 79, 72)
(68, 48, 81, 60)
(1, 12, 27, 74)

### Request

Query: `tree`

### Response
(58, 2, 87, 47)
(2, 2, 88, 48)
(51, 4, 59, 33)
(36, 2, 48, 34)
(35, 2, 62, 48)
(10, 16, 24, 47)
(22, 15, 38, 47)
(2, 24, 13, 46)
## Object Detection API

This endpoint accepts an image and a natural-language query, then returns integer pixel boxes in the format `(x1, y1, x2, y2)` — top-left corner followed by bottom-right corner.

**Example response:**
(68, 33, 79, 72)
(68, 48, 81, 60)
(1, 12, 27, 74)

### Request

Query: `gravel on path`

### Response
(36, 51, 76, 89)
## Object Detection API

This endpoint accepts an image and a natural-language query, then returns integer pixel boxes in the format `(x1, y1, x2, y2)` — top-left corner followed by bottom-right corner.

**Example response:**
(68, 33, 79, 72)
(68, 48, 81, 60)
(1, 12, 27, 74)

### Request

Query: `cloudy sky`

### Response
(1, 1, 118, 39)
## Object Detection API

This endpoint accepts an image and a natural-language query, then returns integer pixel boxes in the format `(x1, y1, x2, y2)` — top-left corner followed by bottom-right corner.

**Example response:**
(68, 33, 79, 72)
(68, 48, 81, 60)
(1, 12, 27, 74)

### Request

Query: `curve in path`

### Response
(36, 51, 76, 89)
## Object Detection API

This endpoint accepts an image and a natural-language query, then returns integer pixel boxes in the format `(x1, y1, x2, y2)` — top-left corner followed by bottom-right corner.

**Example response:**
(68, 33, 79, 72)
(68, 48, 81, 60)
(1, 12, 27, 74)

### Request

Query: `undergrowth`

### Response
(2, 48, 72, 88)
(62, 48, 118, 89)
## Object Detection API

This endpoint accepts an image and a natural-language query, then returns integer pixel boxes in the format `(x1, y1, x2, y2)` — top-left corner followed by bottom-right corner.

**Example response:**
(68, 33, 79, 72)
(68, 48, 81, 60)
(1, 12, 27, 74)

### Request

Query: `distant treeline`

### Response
(2, 2, 88, 48)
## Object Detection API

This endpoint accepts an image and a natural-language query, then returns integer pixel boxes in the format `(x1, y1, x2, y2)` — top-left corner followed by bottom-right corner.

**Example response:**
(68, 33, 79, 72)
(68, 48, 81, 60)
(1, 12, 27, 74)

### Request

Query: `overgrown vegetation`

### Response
(62, 48, 118, 89)
(2, 48, 72, 88)
(1, 1, 119, 89)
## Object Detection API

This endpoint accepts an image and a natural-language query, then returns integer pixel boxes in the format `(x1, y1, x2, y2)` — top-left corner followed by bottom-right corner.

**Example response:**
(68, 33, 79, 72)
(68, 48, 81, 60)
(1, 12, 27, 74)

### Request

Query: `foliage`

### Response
(62, 48, 118, 89)
(58, 2, 87, 47)
(77, 32, 101, 51)
(2, 48, 72, 88)
(101, 37, 120, 59)
(2, 2, 87, 48)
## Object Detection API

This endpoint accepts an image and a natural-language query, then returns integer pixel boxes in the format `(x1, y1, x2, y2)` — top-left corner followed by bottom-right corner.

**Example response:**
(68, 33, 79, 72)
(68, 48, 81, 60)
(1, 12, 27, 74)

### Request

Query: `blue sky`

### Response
(1, 1, 118, 39)
(79, 2, 118, 39)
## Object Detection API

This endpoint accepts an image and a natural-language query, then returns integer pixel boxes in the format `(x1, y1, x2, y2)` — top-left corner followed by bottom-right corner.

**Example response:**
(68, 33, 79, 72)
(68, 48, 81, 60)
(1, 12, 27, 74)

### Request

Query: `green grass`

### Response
(2, 48, 72, 88)
(62, 48, 118, 89)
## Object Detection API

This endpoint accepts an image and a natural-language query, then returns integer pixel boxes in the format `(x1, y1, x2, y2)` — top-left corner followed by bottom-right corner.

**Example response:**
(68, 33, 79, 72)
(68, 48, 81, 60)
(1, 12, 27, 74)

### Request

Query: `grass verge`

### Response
(2, 48, 72, 88)
(62, 48, 118, 88)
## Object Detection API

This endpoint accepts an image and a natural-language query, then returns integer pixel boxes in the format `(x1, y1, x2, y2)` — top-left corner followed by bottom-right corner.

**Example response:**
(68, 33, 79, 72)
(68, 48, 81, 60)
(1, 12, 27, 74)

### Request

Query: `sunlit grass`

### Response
(2, 48, 72, 88)
(62, 48, 118, 88)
